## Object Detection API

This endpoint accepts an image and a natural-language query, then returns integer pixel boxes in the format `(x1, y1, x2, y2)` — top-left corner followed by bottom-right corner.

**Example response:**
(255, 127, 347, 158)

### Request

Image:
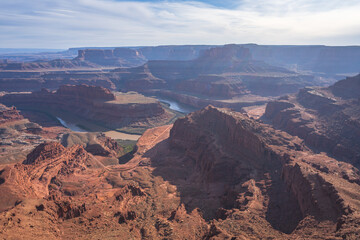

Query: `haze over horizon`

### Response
(1, 0, 360, 48)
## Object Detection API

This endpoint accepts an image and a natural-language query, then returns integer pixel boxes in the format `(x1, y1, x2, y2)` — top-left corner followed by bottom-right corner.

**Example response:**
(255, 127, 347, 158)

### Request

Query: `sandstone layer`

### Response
(110, 45, 317, 111)
(1, 106, 359, 239)
(74, 48, 146, 67)
(0, 84, 174, 131)
(264, 74, 360, 166)
(0, 104, 54, 165)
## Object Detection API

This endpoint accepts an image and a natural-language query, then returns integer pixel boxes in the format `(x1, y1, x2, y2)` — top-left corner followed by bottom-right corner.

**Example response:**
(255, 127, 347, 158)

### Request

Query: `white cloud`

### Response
(0, 0, 359, 48)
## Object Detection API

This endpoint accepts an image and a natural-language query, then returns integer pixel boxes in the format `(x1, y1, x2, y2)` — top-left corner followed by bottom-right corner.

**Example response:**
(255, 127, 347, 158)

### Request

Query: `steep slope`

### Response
(0, 59, 98, 70)
(1, 106, 360, 239)
(0, 84, 174, 131)
(0, 70, 116, 92)
(264, 74, 360, 166)
(151, 106, 360, 238)
(74, 48, 146, 67)
(243, 44, 360, 75)
(0, 104, 54, 165)
(112, 44, 315, 103)
(0, 142, 103, 211)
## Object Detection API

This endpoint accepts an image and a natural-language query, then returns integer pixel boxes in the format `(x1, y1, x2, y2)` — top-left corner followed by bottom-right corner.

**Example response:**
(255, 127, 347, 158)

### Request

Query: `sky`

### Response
(0, 0, 360, 49)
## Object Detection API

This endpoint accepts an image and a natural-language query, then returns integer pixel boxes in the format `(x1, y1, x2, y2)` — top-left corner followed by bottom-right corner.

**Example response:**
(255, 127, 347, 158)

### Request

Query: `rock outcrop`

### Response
(0, 70, 116, 92)
(74, 48, 146, 67)
(111, 44, 315, 101)
(245, 44, 360, 74)
(264, 74, 360, 166)
(0, 84, 173, 130)
(149, 106, 360, 238)
(56, 84, 116, 101)
(1, 106, 360, 239)
(0, 142, 102, 211)
(0, 104, 50, 165)
(23, 142, 66, 165)
(0, 104, 23, 124)
(61, 132, 123, 157)
(0, 59, 98, 71)
(330, 74, 360, 99)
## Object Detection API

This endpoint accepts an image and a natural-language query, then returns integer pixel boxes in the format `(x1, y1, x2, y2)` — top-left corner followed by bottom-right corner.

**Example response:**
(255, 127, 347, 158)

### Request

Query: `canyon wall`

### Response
(0, 85, 170, 129)
(265, 74, 360, 166)
(1, 105, 360, 238)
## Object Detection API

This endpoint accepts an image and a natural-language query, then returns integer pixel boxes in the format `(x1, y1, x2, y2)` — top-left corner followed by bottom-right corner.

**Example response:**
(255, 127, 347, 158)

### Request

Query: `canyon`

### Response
(264, 74, 360, 166)
(0, 105, 360, 239)
(0, 44, 360, 239)
(2, 44, 359, 75)
(0, 84, 177, 134)
(0, 44, 339, 113)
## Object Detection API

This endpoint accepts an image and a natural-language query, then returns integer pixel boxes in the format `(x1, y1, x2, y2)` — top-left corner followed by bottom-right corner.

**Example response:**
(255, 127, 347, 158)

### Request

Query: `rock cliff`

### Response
(264, 74, 360, 166)
(61, 132, 123, 157)
(0, 104, 23, 124)
(112, 44, 314, 100)
(74, 48, 146, 67)
(1, 106, 360, 239)
(0, 84, 172, 130)
(0, 59, 98, 71)
(0, 104, 51, 165)
(0, 70, 116, 92)
(152, 106, 360, 238)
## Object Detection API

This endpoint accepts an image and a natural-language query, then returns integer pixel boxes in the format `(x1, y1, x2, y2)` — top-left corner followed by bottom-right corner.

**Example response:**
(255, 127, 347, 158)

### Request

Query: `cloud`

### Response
(0, 0, 359, 48)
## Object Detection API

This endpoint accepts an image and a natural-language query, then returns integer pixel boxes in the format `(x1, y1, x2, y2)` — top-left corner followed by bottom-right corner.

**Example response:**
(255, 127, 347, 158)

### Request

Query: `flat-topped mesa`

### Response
(0, 84, 172, 130)
(56, 84, 116, 101)
(198, 44, 252, 61)
(0, 59, 98, 71)
(75, 48, 146, 67)
(76, 49, 115, 61)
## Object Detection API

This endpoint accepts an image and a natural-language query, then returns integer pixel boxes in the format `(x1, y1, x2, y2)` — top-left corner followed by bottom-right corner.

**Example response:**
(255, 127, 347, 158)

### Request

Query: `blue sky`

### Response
(1, 0, 360, 48)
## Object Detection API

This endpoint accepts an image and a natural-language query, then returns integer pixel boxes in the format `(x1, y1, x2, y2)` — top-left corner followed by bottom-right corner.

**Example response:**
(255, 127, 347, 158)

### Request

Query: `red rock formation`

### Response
(0, 84, 171, 130)
(111, 44, 314, 100)
(0, 104, 23, 124)
(56, 84, 115, 101)
(61, 132, 124, 157)
(176, 75, 249, 98)
(0, 142, 101, 211)
(1, 106, 360, 239)
(23, 142, 65, 165)
(162, 106, 360, 238)
(0, 70, 116, 92)
(264, 74, 360, 165)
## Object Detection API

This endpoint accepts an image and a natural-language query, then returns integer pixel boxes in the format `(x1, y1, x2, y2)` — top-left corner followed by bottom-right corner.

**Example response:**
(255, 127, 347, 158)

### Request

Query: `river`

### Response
(56, 97, 191, 139)
(56, 117, 87, 132)
(56, 117, 141, 140)
(157, 97, 193, 114)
